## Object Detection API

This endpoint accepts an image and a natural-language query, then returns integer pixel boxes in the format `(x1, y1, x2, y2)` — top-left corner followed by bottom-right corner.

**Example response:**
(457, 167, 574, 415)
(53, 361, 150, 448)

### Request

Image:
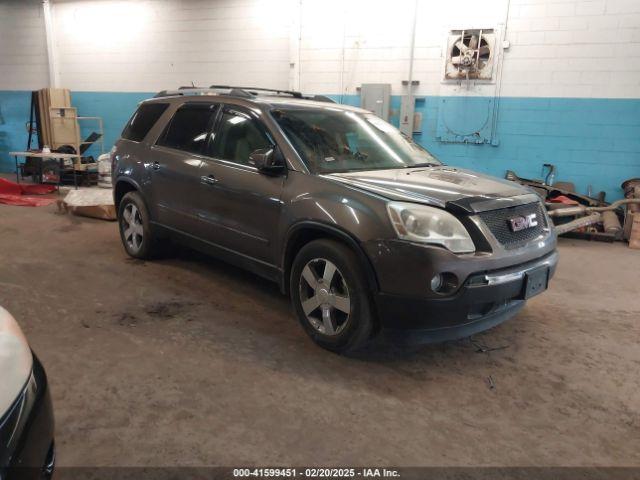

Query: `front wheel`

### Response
(290, 239, 376, 353)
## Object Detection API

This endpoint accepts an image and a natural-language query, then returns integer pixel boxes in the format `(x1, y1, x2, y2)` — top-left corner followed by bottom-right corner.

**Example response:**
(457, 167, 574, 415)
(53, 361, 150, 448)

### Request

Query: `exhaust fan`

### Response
(445, 29, 495, 81)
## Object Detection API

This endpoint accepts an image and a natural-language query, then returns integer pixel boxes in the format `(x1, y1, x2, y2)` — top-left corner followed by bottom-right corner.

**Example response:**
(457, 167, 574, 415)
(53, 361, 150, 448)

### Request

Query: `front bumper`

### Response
(373, 250, 559, 344)
(0, 353, 55, 480)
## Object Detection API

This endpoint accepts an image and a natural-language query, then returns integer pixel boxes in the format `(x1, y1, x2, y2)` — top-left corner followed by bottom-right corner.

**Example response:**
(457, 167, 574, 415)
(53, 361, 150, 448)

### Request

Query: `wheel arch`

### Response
(281, 221, 380, 298)
(113, 177, 142, 209)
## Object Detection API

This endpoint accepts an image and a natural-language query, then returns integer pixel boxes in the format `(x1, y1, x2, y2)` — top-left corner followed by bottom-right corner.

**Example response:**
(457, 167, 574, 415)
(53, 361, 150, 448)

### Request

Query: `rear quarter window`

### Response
(157, 103, 217, 154)
(122, 103, 169, 142)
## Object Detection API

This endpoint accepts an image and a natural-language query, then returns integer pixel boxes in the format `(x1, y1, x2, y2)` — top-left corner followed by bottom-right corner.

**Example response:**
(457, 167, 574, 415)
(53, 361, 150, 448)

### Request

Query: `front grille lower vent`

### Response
(478, 202, 547, 249)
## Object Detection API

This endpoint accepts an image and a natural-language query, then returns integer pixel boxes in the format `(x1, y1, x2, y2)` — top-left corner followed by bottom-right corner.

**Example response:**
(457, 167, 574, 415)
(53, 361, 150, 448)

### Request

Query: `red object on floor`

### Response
(548, 194, 579, 205)
(0, 194, 57, 207)
(0, 178, 57, 207)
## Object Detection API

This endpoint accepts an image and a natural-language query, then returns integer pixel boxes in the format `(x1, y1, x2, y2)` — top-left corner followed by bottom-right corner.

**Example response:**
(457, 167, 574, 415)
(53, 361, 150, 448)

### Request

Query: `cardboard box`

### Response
(59, 188, 116, 221)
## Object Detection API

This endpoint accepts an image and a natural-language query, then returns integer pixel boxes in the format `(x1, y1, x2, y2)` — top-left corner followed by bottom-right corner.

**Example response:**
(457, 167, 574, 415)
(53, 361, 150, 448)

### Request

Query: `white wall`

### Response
(0, 0, 49, 90)
(297, 0, 640, 98)
(51, 0, 293, 92)
(503, 0, 640, 98)
(297, 0, 509, 97)
(1, 0, 639, 97)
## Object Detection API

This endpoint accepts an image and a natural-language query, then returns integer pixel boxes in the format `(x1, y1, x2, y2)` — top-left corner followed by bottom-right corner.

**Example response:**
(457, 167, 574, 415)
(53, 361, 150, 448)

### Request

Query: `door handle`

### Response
(152, 161, 160, 170)
(200, 174, 219, 185)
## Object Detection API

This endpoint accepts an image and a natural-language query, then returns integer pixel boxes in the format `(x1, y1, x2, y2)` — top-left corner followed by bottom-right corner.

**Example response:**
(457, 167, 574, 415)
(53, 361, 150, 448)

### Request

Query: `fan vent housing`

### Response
(445, 29, 495, 81)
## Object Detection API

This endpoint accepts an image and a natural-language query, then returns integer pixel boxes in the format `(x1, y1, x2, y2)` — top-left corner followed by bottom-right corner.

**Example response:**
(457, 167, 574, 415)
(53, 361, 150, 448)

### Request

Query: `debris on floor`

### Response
(548, 198, 638, 235)
(507, 169, 640, 248)
(469, 337, 510, 354)
(622, 179, 640, 250)
(0, 177, 57, 207)
(58, 188, 116, 220)
(506, 167, 605, 208)
(629, 217, 640, 249)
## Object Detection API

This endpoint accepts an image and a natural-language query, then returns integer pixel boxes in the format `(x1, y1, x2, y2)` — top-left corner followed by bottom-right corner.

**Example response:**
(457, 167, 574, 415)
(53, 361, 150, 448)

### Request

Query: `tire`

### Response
(117, 191, 162, 259)
(290, 239, 376, 353)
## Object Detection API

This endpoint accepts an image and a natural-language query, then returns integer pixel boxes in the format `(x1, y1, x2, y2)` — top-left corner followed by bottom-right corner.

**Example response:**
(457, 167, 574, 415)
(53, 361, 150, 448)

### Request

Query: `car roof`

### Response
(142, 88, 369, 114)
(257, 95, 365, 111)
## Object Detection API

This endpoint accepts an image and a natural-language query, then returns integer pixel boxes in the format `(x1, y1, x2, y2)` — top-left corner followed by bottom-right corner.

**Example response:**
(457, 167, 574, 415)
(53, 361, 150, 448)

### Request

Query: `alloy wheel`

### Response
(122, 203, 144, 252)
(298, 258, 351, 336)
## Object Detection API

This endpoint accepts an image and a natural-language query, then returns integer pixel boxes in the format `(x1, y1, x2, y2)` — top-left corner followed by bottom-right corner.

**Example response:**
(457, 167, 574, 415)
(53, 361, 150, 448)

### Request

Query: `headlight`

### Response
(387, 202, 475, 253)
(0, 306, 33, 415)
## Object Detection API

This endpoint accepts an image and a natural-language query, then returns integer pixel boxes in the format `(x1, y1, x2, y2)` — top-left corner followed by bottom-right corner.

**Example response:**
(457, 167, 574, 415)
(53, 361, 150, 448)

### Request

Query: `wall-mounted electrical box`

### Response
(412, 111, 423, 134)
(399, 94, 415, 136)
(360, 83, 391, 121)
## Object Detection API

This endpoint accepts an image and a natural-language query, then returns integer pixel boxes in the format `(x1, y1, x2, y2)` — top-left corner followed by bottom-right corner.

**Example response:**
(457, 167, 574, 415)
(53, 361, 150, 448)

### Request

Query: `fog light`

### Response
(430, 272, 458, 294)
(430, 274, 443, 292)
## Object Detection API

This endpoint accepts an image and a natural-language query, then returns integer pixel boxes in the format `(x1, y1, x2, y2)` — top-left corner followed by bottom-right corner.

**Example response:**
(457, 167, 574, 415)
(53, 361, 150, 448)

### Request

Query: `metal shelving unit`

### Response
(77, 116, 105, 156)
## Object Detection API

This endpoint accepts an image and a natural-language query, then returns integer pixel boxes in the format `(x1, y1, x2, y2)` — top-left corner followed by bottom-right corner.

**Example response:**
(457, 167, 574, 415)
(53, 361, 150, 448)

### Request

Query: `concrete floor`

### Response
(0, 198, 639, 467)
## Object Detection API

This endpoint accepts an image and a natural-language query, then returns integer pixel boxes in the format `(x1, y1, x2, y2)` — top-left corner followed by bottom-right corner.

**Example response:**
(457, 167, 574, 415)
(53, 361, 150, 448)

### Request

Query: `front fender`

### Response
(278, 172, 396, 295)
(280, 172, 394, 245)
(283, 220, 381, 292)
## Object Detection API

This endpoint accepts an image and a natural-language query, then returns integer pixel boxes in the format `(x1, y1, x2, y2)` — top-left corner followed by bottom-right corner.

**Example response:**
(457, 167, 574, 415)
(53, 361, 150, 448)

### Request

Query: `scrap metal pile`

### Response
(506, 169, 640, 248)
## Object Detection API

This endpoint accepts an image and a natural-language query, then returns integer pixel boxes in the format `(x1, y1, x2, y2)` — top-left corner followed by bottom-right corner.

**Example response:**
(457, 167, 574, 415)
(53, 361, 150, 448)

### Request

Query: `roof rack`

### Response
(209, 85, 304, 98)
(153, 86, 336, 103)
(153, 87, 212, 98)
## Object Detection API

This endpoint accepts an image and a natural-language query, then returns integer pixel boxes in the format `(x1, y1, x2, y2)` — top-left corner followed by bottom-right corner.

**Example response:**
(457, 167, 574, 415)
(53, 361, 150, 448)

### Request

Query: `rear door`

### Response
(196, 105, 285, 263)
(149, 102, 219, 235)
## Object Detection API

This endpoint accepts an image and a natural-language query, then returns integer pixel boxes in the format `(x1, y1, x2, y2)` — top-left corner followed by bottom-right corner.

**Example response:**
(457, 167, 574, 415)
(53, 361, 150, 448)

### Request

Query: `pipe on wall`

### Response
(288, 0, 302, 92)
(42, 0, 59, 88)
(399, 0, 419, 136)
(406, 0, 418, 95)
(490, 0, 511, 145)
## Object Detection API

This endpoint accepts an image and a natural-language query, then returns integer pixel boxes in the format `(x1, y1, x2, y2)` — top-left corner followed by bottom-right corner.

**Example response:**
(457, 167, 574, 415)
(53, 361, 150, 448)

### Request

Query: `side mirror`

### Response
(248, 147, 285, 175)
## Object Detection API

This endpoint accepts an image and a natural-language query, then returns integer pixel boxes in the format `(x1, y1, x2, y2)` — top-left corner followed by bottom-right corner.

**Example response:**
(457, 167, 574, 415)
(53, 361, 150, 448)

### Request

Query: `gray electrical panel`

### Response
(360, 83, 391, 121)
(399, 94, 415, 136)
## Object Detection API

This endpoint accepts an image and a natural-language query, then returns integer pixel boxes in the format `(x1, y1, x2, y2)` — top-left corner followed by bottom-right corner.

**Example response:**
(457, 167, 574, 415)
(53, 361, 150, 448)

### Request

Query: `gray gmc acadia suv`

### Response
(112, 86, 558, 353)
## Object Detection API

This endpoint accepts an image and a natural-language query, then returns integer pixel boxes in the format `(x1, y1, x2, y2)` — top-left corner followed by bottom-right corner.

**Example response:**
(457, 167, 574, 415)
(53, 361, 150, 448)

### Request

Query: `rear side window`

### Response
(121, 103, 168, 142)
(157, 103, 217, 154)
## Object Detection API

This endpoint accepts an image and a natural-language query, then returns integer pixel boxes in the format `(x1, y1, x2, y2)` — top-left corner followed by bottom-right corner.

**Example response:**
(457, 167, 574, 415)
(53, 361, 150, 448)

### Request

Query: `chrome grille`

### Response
(478, 202, 547, 249)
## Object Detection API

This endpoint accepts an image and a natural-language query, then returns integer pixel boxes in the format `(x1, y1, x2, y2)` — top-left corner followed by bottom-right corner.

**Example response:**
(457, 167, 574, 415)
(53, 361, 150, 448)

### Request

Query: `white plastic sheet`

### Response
(61, 188, 116, 220)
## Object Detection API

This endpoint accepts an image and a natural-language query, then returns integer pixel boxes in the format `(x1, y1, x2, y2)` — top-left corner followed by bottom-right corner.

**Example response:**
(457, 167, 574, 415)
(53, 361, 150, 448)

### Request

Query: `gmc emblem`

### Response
(509, 213, 538, 232)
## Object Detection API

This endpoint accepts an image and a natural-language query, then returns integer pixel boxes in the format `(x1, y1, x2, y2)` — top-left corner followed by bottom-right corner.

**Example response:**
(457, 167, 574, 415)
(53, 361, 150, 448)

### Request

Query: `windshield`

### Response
(271, 107, 442, 174)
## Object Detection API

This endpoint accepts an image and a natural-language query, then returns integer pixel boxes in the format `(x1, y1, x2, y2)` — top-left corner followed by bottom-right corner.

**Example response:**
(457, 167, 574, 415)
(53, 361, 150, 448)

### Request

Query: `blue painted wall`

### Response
(337, 94, 640, 201)
(0, 91, 34, 173)
(72, 91, 152, 159)
(1, 90, 638, 200)
(0, 90, 149, 170)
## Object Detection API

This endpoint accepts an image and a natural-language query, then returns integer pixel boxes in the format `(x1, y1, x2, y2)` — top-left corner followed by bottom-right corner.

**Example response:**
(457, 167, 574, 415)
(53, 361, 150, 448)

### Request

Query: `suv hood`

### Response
(325, 166, 532, 212)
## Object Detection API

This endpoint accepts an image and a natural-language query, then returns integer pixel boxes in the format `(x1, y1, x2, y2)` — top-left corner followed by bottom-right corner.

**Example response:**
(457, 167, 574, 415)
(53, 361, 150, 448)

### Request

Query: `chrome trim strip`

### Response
(484, 271, 525, 286)
(475, 251, 559, 286)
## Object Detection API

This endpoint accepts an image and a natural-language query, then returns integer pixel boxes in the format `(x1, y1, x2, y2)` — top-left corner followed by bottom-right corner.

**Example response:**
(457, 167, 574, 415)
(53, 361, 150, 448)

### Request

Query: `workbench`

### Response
(10, 151, 81, 189)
